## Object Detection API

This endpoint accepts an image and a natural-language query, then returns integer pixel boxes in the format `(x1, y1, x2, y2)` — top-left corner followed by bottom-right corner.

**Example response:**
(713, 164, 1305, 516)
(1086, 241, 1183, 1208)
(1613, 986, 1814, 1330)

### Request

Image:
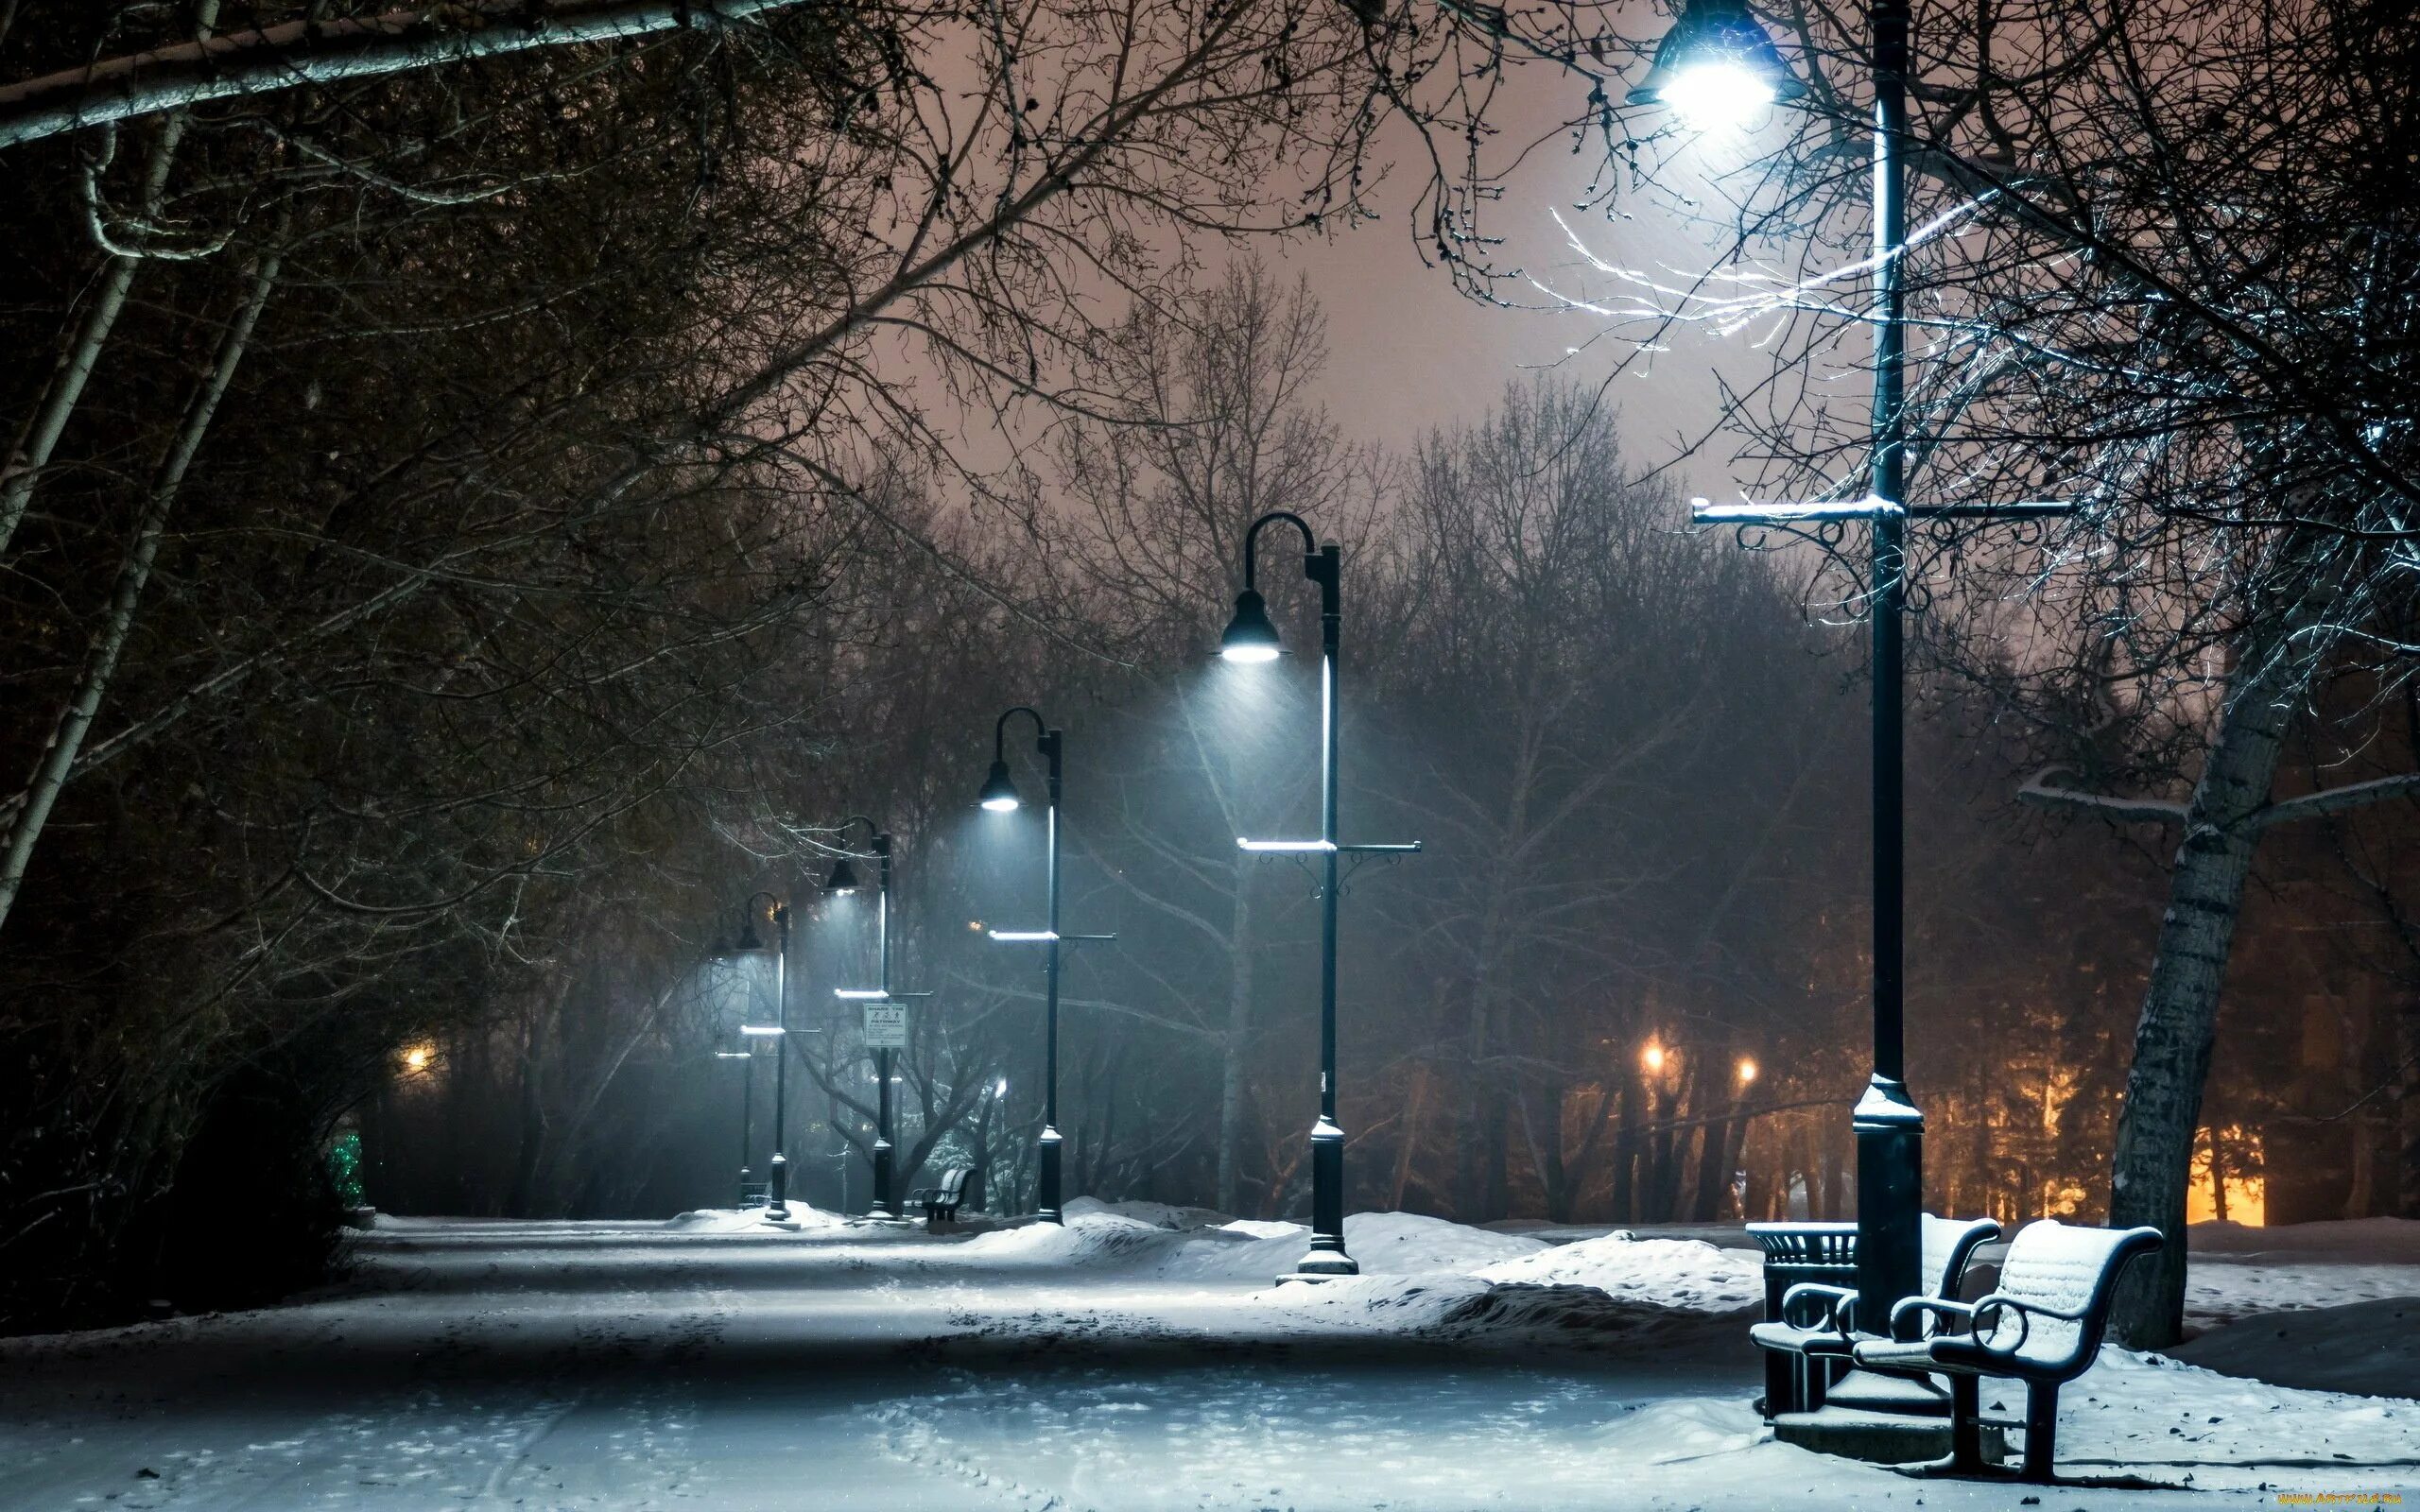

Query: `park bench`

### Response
(1850, 1219, 2163, 1482)
(739, 1179, 769, 1211)
(906, 1167, 972, 1225)
(1746, 1215, 2000, 1418)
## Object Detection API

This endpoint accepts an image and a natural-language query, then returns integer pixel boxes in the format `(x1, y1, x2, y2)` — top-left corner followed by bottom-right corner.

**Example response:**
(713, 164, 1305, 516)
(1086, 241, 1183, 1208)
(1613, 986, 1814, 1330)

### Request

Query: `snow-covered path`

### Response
(3, 1211, 2415, 1510)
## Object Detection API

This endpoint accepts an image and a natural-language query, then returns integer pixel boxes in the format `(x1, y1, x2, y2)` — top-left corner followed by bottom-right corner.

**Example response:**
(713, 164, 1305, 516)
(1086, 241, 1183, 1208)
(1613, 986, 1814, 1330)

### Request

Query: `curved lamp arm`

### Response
(1240, 510, 1319, 589)
(994, 705, 1046, 760)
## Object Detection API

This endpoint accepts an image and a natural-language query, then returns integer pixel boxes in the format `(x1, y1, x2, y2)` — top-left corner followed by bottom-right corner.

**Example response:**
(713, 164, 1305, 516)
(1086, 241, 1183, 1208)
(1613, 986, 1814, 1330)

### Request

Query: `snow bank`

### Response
(1061, 1196, 1235, 1231)
(2043, 1345, 2420, 1470)
(666, 1204, 848, 1232)
(1151, 1211, 1546, 1283)
(1217, 1219, 1302, 1240)
(1344, 1211, 1548, 1272)
(1475, 1233, 1763, 1314)
(2173, 1296, 2420, 1399)
(959, 1211, 1179, 1267)
(2186, 1261, 2420, 1325)
(2189, 1216, 2420, 1263)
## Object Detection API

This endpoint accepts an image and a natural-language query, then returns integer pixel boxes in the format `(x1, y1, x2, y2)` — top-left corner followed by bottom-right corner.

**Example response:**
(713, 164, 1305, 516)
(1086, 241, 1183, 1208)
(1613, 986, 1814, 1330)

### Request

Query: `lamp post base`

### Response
(869, 1138, 895, 1219)
(1298, 1116, 1356, 1278)
(766, 1152, 789, 1221)
(1036, 1125, 1063, 1225)
(736, 1164, 753, 1211)
(1852, 1075, 1925, 1328)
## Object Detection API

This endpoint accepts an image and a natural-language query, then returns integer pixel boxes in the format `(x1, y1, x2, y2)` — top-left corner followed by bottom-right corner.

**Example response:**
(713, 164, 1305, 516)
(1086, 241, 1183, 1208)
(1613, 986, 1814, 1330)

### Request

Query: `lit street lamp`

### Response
(827, 816, 932, 1220)
(977, 706, 1115, 1225)
(1630, 0, 2074, 1332)
(1217, 511, 1420, 1279)
(729, 893, 794, 1218)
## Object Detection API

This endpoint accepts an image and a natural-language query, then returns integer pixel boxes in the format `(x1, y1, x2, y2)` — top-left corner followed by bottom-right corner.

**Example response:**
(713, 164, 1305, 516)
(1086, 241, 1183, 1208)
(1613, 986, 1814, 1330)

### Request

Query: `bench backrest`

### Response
(1979, 1220, 2163, 1376)
(1921, 1214, 2000, 1300)
(939, 1168, 970, 1201)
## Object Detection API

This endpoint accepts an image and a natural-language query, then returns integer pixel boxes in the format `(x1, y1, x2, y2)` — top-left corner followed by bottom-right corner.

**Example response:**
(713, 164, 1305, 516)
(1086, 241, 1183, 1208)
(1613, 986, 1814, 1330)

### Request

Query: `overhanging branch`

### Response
(0, 0, 812, 151)
(2248, 771, 2420, 833)
(2016, 766, 2189, 826)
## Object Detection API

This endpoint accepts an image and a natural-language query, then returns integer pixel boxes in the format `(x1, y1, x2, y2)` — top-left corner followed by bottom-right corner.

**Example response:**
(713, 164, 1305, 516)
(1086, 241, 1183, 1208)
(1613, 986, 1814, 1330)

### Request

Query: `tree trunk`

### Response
(0, 101, 197, 557)
(0, 235, 281, 936)
(2109, 620, 2306, 1349)
(1611, 1076, 1642, 1222)
(1390, 1065, 1430, 1210)
(1691, 1102, 1740, 1221)
(2400, 991, 2420, 1219)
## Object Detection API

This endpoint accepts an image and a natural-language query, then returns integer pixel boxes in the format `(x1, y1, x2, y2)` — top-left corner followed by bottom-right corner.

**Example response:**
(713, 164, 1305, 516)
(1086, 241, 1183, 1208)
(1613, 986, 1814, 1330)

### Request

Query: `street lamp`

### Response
(1216, 511, 1420, 1279)
(1625, 0, 1804, 133)
(729, 893, 793, 1218)
(826, 816, 932, 1220)
(1632, 0, 2072, 1331)
(976, 706, 1115, 1225)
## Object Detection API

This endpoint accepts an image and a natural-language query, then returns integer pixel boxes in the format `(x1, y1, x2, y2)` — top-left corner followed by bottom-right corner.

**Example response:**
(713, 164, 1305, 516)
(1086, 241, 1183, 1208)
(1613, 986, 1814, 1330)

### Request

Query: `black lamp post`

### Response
(1217, 511, 1420, 1279)
(1629, 0, 2070, 1328)
(826, 816, 930, 1220)
(977, 706, 1115, 1225)
(730, 892, 793, 1218)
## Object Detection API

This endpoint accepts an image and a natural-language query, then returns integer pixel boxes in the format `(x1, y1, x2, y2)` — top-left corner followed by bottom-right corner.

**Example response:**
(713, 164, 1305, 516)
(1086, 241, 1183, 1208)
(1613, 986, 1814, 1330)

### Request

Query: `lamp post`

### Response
(977, 707, 1115, 1225)
(827, 816, 931, 1220)
(1628, 0, 2073, 1329)
(730, 892, 793, 1218)
(1217, 511, 1420, 1279)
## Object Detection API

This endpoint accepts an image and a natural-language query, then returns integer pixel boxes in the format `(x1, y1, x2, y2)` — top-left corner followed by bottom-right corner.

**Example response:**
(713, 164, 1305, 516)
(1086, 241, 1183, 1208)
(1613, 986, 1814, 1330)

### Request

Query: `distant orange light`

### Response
(1737, 1057, 1758, 1086)
(402, 1043, 434, 1074)
(1642, 1042, 1668, 1074)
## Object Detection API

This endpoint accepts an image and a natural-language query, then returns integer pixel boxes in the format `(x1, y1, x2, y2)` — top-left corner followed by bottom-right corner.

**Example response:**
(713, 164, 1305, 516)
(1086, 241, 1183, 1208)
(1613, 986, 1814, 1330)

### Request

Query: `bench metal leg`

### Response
(1762, 1348, 1797, 1418)
(2021, 1381, 2059, 1483)
(1948, 1373, 1984, 1472)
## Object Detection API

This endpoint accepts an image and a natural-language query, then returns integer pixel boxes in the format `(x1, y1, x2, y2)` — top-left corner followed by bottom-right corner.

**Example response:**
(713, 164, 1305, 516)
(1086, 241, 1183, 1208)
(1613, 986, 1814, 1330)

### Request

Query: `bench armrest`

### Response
(1779, 1281, 1858, 1333)
(1887, 1295, 1978, 1340)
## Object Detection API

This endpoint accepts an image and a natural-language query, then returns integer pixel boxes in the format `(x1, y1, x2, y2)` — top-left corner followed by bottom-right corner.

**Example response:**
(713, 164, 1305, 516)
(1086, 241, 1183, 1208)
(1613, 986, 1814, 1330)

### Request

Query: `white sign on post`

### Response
(862, 1003, 908, 1049)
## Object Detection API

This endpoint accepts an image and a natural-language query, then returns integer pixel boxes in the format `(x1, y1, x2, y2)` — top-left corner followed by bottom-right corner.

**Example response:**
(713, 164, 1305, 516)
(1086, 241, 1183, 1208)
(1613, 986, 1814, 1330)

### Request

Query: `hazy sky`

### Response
(1272, 68, 1797, 504)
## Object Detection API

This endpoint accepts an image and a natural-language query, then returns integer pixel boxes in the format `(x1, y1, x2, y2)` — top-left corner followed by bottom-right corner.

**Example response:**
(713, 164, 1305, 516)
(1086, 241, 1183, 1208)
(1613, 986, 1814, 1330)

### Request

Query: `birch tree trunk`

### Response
(2108, 615, 2309, 1349)
(0, 0, 215, 557)
(0, 234, 282, 936)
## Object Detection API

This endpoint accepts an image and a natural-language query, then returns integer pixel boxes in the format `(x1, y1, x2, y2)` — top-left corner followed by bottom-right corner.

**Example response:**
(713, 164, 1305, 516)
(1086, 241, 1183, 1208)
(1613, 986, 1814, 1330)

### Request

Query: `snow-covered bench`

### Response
(1746, 1214, 1999, 1418)
(907, 1168, 972, 1225)
(1851, 1219, 2163, 1482)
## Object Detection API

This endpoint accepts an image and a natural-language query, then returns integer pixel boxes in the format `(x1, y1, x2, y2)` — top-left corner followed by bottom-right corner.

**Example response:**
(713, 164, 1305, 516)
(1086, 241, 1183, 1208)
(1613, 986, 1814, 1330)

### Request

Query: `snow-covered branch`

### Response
(2015, 766, 2190, 825)
(0, 0, 812, 150)
(2247, 770, 2420, 833)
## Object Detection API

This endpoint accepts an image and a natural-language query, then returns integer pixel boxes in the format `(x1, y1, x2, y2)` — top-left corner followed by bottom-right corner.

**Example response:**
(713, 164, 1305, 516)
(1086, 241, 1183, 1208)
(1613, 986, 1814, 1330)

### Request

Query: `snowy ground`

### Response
(2, 1205, 2414, 1511)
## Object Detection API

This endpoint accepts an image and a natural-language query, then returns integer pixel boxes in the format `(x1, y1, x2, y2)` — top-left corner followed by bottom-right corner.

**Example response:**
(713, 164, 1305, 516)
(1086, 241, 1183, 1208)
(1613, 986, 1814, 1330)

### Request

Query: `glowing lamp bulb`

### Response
(1218, 588, 1284, 662)
(1642, 1042, 1667, 1074)
(1662, 60, 1774, 134)
(1737, 1057, 1758, 1086)
(977, 758, 1021, 812)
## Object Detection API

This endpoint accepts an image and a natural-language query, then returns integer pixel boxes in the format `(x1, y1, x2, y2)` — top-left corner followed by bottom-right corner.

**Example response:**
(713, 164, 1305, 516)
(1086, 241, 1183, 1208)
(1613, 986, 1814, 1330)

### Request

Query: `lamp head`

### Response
(1219, 588, 1283, 663)
(825, 855, 861, 894)
(734, 919, 769, 955)
(978, 758, 1021, 813)
(1626, 1, 1803, 133)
